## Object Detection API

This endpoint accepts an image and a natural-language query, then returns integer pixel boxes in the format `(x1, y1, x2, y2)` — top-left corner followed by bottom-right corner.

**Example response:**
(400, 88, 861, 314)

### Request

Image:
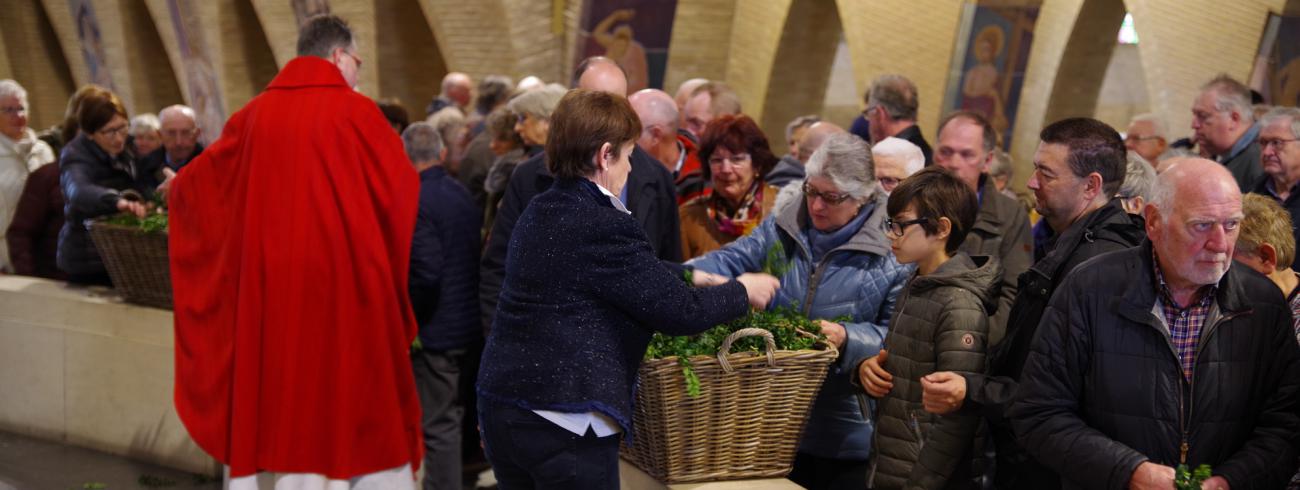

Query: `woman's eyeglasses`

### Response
(802, 182, 853, 205)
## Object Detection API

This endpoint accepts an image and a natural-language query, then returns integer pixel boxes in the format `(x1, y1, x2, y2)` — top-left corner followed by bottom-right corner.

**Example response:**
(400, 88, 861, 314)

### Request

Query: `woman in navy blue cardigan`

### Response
(476, 89, 779, 489)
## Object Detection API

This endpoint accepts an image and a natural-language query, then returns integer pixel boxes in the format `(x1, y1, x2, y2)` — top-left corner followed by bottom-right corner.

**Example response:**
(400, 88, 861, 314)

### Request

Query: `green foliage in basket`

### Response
(644, 307, 828, 397)
(103, 194, 168, 233)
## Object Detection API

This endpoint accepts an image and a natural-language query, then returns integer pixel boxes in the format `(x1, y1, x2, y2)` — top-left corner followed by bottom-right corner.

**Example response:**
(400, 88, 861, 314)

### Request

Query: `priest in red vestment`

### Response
(168, 15, 422, 485)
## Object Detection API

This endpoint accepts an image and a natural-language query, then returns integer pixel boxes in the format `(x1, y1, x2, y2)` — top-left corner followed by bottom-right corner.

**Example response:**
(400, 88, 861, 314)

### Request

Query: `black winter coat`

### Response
(478, 146, 682, 331)
(960, 200, 1144, 489)
(1009, 242, 1300, 490)
(409, 166, 481, 351)
(57, 134, 156, 276)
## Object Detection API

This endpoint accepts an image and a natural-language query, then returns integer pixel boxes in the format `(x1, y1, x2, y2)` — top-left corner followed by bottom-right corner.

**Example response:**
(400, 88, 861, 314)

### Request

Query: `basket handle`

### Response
(716, 328, 777, 373)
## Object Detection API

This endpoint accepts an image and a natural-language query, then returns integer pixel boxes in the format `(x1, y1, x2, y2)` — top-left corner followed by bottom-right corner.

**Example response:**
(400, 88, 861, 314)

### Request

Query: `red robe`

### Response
(169, 57, 423, 478)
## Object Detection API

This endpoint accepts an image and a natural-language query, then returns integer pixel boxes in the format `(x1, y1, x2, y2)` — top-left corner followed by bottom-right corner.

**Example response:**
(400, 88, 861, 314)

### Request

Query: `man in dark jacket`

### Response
(1010, 158, 1300, 490)
(865, 74, 933, 165)
(934, 111, 1032, 345)
(1191, 75, 1262, 192)
(868, 117, 1144, 489)
(401, 122, 481, 490)
(479, 58, 681, 331)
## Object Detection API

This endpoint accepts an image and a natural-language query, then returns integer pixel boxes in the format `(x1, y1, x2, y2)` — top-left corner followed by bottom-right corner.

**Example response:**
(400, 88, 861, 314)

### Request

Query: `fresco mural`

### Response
(68, 0, 115, 90)
(945, 1, 1041, 149)
(167, 0, 226, 145)
(575, 1, 679, 92)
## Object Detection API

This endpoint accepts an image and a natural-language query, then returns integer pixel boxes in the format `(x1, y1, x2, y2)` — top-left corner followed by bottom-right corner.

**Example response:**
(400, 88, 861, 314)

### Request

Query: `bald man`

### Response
(797, 121, 847, 164)
(481, 57, 682, 333)
(574, 56, 628, 96)
(427, 72, 472, 116)
(142, 104, 204, 173)
(1011, 157, 1300, 490)
(630, 88, 705, 203)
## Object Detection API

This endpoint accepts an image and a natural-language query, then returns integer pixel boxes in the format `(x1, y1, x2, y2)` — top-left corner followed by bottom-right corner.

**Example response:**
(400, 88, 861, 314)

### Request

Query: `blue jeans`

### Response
(477, 400, 620, 490)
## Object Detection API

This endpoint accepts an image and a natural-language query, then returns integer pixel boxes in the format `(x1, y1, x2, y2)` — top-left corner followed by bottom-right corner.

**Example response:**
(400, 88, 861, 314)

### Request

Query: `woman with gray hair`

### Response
(128, 113, 161, 157)
(507, 83, 566, 155)
(688, 133, 912, 490)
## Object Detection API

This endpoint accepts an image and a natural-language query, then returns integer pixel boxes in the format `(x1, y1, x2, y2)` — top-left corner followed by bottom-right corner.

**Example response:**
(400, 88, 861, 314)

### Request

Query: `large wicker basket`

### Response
(622, 327, 839, 483)
(87, 219, 172, 309)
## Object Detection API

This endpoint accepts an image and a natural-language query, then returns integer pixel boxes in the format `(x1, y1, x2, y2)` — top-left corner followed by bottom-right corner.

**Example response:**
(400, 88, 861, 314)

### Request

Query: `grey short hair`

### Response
(507, 83, 566, 120)
(867, 74, 919, 121)
(401, 122, 443, 164)
(1201, 74, 1254, 123)
(784, 114, 820, 145)
(159, 104, 197, 125)
(872, 136, 924, 175)
(0, 80, 27, 105)
(129, 113, 160, 136)
(805, 133, 875, 201)
(1118, 151, 1156, 201)
(1261, 106, 1300, 140)
(988, 149, 1013, 179)
(426, 106, 466, 148)
(1129, 113, 1167, 139)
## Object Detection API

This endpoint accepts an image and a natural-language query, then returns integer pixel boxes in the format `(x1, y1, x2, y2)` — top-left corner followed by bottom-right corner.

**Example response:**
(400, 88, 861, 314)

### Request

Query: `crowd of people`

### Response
(1, 12, 1299, 490)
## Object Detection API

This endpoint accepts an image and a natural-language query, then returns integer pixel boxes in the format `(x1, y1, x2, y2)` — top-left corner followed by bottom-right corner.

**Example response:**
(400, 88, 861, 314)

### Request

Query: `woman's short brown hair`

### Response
(886, 166, 978, 254)
(545, 89, 641, 179)
(77, 87, 127, 135)
(697, 115, 778, 181)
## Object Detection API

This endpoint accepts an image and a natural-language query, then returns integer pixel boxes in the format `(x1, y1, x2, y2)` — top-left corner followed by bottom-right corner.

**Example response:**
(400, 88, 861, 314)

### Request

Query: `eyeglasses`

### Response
(708, 153, 751, 168)
(0, 105, 25, 117)
(1259, 138, 1298, 149)
(97, 124, 129, 138)
(344, 50, 362, 70)
(877, 177, 901, 189)
(883, 217, 929, 238)
(802, 182, 854, 205)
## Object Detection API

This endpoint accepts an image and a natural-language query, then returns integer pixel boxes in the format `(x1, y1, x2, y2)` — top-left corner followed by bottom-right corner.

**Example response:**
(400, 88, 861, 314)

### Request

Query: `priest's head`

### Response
(297, 15, 361, 89)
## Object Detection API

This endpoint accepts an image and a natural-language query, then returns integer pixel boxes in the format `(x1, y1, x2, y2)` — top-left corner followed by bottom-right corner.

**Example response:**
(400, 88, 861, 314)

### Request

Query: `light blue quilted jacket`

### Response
(687, 191, 912, 460)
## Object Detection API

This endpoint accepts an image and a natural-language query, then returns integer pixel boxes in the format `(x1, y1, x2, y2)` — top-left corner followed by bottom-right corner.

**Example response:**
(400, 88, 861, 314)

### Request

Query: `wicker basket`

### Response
(87, 219, 172, 309)
(622, 327, 839, 483)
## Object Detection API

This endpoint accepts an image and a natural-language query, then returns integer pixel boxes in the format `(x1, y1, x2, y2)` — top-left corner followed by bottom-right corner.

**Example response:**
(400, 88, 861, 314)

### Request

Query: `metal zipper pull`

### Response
(1180, 439, 1189, 464)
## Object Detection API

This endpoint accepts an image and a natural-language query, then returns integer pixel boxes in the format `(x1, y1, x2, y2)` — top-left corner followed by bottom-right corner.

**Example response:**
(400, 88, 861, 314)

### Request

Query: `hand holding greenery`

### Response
(1173, 464, 1212, 490)
(105, 194, 167, 233)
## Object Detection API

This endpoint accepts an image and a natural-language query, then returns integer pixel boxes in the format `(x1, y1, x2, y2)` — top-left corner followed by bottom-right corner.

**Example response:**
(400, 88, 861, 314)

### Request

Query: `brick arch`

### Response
(759, 0, 843, 154)
(0, 0, 77, 130)
(376, 0, 448, 117)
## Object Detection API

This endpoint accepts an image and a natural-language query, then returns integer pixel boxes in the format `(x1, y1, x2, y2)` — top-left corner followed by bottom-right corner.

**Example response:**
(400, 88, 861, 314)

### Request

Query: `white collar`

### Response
(674, 140, 686, 174)
(593, 180, 631, 215)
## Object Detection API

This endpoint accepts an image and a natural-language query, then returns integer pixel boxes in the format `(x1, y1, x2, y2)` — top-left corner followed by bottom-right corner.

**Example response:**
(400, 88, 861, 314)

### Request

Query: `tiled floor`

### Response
(0, 430, 220, 490)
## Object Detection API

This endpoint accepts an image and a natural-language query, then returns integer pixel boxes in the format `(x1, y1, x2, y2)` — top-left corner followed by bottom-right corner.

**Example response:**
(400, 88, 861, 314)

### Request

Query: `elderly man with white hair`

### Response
(1192, 74, 1263, 191)
(1011, 157, 1300, 490)
(1249, 106, 1300, 255)
(872, 136, 924, 194)
(142, 104, 204, 172)
(0, 79, 56, 274)
(427, 72, 473, 116)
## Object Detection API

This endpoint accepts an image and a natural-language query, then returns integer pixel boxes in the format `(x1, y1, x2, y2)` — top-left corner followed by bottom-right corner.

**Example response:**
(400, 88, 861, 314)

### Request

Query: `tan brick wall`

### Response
(376, 0, 447, 115)
(5, 0, 1292, 167)
(247, 0, 298, 68)
(0, 0, 76, 130)
(217, 0, 278, 112)
(419, 0, 517, 81)
(837, 0, 964, 141)
(664, 0, 737, 91)
(115, 0, 184, 115)
(1127, 0, 1278, 141)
